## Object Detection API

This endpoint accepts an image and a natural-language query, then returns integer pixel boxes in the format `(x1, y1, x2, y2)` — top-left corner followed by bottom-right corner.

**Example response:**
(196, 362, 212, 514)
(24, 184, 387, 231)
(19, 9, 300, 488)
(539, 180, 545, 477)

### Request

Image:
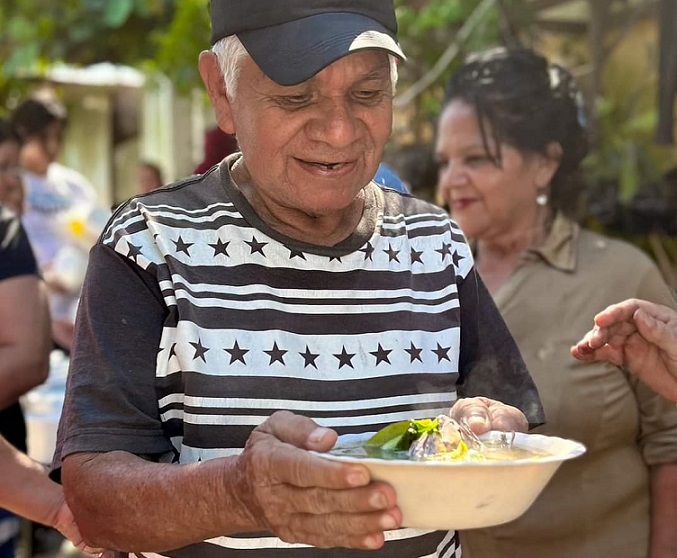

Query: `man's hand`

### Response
(571, 298, 677, 402)
(450, 397, 529, 434)
(232, 411, 402, 550)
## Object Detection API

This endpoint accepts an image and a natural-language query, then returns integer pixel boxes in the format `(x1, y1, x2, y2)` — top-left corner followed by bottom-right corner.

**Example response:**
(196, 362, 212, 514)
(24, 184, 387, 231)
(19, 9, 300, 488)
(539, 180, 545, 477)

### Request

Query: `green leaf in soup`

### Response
(367, 418, 441, 451)
(366, 420, 411, 448)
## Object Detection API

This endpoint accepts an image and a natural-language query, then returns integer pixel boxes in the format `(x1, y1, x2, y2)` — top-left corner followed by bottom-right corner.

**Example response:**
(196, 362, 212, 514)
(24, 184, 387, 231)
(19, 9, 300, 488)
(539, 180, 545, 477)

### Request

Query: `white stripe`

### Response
(173, 274, 459, 301)
(174, 289, 460, 315)
(198, 528, 438, 549)
(166, 406, 454, 427)
(169, 392, 455, 411)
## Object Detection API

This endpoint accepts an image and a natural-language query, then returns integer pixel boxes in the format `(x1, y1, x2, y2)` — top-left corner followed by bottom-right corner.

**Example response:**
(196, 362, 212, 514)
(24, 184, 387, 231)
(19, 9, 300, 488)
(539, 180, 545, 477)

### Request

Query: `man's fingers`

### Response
(449, 398, 491, 433)
(488, 403, 528, 432)
(258, 410, 337, 451)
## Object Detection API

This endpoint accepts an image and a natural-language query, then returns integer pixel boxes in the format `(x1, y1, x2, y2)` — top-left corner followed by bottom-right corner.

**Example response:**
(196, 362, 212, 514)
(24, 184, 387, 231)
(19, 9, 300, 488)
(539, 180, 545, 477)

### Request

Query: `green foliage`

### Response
(394, 0, 507, 121)
(153, 0, 211, 94)
(0, 0, 177, 106)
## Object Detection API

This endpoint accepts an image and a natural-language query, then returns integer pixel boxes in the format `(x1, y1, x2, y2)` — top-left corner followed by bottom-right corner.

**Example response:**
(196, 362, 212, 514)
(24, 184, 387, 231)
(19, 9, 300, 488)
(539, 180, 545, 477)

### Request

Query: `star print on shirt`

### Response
(126, 242, 143, 263)
(210, 238, 230, 257)
(436, 242, 452, 261)
(410, 248, 424, 265)
(173, 236, 193, 256)
(168, 343, 178, 359)
(328, 255, 342, 263)
(360, 242, 375, 261)
(246, 236, 268, 256)
(384, 244, 400, 263)
(405, 342, 423, 363)
(264, 342, 287, 365)
(287, 247, 306, 260)
(300, 345, 319, 369)
(432, 342, 451, 363)
(334, 346, 356, 369)
(225, 340, 249, 364)
(370, 344, 392, 366)
(190, 339, 209, 362)
(452, 250, 465, 267)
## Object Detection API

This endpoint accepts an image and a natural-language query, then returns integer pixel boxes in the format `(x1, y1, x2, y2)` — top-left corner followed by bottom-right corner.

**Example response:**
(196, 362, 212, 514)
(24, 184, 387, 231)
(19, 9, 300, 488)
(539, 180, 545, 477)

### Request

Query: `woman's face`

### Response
(0, 139, 24, 214)
(435, 99, 558, 242)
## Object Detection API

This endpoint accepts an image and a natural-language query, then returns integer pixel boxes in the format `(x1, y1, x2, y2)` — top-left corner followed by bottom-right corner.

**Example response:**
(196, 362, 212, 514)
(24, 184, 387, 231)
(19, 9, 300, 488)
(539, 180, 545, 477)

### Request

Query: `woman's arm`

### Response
(650, 463, 677, 557)
(0, 275, 51, 410)
(0, 436, 105, 555)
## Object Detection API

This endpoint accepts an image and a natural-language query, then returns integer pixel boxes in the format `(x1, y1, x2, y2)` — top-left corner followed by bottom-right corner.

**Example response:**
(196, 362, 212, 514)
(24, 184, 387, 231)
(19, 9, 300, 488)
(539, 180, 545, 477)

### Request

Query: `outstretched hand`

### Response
(571, 298, 677, 402)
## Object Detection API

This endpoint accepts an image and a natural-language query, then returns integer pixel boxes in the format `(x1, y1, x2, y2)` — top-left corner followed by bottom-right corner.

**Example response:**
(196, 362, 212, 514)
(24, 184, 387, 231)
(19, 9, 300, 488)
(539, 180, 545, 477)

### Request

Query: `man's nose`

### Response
(306, 99, 359, 148)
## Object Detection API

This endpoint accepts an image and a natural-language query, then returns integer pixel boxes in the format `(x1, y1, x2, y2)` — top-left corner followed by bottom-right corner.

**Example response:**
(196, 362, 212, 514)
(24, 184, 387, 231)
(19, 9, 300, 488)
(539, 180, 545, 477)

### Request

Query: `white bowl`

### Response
(317, 431, 585, 530)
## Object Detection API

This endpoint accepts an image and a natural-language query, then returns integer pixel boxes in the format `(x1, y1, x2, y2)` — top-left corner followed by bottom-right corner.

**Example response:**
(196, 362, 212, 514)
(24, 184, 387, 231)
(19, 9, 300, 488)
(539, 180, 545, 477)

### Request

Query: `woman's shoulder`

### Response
(578, 227, 656, 268)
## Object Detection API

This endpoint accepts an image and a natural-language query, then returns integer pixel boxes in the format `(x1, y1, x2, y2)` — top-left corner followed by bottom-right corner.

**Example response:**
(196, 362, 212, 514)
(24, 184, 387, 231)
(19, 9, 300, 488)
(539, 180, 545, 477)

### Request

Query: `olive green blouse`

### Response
(461, 213, 677, 558)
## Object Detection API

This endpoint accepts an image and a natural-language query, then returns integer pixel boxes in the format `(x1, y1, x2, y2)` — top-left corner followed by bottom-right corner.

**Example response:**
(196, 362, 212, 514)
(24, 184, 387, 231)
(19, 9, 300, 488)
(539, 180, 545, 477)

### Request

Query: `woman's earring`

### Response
(536, 192, 548, 206)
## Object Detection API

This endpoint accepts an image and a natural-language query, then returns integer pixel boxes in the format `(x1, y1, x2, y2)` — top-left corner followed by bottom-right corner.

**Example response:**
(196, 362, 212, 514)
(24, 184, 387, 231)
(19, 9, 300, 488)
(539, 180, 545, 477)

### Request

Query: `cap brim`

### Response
(238, 12, 406, 86)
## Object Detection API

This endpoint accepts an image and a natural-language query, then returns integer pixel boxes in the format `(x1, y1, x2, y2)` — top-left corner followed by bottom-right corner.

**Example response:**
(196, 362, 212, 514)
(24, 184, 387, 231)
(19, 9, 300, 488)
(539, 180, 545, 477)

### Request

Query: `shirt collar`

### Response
(527, 211, 579, 272)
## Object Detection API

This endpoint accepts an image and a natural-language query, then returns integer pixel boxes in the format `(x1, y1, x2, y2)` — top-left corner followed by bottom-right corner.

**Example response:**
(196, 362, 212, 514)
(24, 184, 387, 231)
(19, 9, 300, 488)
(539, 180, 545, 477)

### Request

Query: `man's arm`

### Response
(63, 412, 401, 552)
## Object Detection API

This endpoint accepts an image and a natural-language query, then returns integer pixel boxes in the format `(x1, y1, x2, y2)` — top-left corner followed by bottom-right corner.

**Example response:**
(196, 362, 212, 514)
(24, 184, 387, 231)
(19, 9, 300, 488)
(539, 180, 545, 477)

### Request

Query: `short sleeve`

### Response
(0, 208, 38, 280)
(51, 243, 175, 479)
(457, 268, 545, 427)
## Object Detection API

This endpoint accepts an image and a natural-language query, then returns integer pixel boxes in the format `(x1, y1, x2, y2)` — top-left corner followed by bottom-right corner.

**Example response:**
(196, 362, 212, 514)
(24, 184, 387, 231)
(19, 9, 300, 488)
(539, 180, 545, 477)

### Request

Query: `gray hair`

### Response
(212, 35, 399, 99)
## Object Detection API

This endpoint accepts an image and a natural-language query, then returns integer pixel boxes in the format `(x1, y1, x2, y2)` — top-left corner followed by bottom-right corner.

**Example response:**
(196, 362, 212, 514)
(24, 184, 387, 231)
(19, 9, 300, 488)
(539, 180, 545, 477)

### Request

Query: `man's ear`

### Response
(198, 51, 236, 134)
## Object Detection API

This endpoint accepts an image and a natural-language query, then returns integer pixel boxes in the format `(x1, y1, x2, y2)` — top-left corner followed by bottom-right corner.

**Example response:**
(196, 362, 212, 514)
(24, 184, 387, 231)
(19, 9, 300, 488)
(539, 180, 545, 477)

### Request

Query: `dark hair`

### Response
(11, 96, 67, 142)
(0, 118, 20, 146)
(443, 47, 589, 217)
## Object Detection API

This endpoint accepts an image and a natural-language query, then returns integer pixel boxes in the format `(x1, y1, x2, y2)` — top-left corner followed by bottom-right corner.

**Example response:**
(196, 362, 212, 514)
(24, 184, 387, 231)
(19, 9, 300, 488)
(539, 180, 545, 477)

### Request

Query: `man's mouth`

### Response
(297, 158, 353, 173)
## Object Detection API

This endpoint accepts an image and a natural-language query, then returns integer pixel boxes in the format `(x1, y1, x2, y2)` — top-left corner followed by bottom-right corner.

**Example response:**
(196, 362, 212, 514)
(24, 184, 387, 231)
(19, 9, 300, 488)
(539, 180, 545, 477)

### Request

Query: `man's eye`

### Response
(278, 95, 311, 107)
(353, 90, 384, 102)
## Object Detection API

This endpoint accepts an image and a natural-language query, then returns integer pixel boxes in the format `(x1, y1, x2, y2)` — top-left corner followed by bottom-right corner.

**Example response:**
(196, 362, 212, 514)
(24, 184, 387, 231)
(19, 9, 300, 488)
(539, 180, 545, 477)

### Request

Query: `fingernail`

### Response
(363, 535, 382, 549)
(347, 469, 369, 486)
(308, 427, 330, 444)
(369, 491, 388, 508)
(380, 513, 398, 530)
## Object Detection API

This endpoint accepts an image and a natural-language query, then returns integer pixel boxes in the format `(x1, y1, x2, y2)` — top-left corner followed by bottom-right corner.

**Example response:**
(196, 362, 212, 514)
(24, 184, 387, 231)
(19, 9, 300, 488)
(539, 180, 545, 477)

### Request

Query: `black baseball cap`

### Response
(210, 0, 406, 86)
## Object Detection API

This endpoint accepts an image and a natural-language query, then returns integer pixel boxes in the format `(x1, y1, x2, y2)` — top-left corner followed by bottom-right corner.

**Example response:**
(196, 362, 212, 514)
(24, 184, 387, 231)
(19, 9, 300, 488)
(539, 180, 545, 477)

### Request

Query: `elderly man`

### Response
(53, 1, 544, 557)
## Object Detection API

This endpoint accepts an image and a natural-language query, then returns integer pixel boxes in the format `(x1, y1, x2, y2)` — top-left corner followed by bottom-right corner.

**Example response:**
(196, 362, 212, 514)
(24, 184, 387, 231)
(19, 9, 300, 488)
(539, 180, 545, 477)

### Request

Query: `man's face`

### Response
(218, 50, 393, 219)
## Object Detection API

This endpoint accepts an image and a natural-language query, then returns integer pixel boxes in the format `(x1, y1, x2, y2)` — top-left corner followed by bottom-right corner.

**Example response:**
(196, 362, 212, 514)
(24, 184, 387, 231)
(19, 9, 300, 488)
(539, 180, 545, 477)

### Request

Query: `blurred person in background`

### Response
(0, 120, 24, 215)
(193, 125, 239, 174)
(0, 117, 51, 558)
(436, 47, 677, 558)
(0, 118, 103, 556)
(137, 160, 165, 194)
(374, 162, 410, 194)
(11, 93, 108, 353)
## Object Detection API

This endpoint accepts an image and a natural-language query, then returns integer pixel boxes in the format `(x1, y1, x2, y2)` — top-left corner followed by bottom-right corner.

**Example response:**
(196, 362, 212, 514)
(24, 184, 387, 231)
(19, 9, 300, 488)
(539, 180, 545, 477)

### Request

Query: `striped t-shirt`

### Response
(54, 155, 543, 558)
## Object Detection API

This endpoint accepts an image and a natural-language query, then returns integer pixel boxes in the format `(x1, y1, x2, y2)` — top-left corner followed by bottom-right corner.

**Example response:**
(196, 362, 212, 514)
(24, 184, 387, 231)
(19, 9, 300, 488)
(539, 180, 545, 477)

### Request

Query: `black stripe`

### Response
(158, 372, 459, 402)
(172, 302, 459, 335)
